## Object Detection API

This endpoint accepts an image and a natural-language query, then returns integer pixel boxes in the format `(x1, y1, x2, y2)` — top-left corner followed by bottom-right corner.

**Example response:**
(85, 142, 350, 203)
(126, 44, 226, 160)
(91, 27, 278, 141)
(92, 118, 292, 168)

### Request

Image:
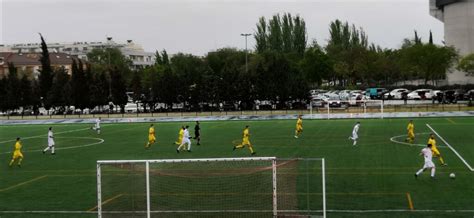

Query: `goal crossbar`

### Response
(97, 157, 276, 164)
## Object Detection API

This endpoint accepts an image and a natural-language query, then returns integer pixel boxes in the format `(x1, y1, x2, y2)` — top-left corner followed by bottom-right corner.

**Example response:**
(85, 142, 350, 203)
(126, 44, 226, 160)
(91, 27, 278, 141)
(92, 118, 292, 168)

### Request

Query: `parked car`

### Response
(407, 89, 434, 100)
(311, 96, 325, 107)
(309, 89, 327, 96)
(467, 90, 474, 100)
(383, 88, 409, 100)
(348, 92, 368, 106)
(338, 90, 352, 100)
(366, 88, 388, 99)
(443, 89, 466, 103)
(326, 96, 347, 108)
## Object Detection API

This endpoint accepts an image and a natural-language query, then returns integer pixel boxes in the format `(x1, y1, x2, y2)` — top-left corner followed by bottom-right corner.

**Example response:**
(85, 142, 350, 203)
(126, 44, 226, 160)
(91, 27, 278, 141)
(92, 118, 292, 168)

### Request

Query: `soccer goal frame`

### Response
(310, 99, 384, 120)
(95, 157, 326, 218)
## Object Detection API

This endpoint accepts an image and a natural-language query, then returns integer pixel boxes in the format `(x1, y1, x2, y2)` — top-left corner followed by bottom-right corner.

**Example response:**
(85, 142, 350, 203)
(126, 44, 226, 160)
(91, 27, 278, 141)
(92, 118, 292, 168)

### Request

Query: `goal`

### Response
(95, 157, 326, 217)
(310, 99, 384, 119)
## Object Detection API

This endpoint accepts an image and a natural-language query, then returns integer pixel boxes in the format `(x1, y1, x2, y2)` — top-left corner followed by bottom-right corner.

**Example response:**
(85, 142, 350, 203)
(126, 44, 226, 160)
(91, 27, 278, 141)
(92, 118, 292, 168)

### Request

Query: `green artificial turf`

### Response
(0, 117, 473, 217)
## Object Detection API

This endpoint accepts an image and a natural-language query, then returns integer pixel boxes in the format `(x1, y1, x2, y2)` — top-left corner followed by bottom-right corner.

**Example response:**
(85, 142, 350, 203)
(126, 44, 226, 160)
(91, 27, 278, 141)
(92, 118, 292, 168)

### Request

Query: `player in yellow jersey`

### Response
(406, 120, 415, 143)
(427, 133, 447, 166)
(294, 115, 303, 138)
(174, 126, 185, 146)
(145, 124, 156, 149)
(9, 138, 23, 167)
(233, 125, 256, 155)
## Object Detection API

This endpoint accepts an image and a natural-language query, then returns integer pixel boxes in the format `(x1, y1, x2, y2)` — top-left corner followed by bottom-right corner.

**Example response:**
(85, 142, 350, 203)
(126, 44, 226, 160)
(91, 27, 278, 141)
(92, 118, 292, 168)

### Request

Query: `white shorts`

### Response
(48, 140, 55, 147)
(181, 138, 191, 145)
(423, 161, 435, 169)
(352, 132, 358, 140)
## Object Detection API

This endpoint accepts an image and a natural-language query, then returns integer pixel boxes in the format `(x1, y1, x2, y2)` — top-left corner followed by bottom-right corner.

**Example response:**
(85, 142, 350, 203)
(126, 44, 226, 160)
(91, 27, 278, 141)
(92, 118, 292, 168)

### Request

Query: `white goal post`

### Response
(96, 157, 326, 218)
(310, 99, 384, 120)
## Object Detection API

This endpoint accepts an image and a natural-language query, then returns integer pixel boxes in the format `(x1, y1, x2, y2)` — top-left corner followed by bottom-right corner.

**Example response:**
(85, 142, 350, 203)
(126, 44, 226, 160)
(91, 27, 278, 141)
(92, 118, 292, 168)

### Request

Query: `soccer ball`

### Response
(449, 173, 456, 179)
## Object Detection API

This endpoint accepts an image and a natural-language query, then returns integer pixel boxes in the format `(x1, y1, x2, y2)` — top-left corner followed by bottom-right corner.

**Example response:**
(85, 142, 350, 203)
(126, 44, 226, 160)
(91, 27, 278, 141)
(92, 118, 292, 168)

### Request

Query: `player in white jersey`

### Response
(91, 117, 101, 134)
(349, 122, 360, 146)
(177, 126, 192, 153)
(43, 127, 55, 155)
(415, 144, 436, 179)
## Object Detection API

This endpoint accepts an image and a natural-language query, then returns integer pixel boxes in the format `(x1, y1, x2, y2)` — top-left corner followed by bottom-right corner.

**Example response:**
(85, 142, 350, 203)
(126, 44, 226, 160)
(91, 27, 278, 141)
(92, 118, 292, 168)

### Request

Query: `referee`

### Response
(194, 121, 201, 145)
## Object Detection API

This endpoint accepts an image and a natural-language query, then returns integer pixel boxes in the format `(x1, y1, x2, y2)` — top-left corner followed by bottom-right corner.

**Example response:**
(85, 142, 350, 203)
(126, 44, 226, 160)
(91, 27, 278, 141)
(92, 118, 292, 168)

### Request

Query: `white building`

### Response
(430, 0, 474, 85)
(1, 38, 154, 70)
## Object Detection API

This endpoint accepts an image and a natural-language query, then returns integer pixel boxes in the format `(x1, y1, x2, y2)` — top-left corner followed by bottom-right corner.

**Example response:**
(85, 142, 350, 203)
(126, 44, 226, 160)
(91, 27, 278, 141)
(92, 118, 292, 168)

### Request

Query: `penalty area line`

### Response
(0, 175, 48, 192)
(426, 124, 474, 172)
(406, 192, 414, 211)
(87, 193, 124, 212)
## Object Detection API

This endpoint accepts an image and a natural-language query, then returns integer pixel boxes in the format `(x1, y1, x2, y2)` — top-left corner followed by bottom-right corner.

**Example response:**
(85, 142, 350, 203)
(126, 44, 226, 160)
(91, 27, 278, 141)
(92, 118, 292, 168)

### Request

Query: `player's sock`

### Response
(187, 143, 192, 151)
(9, 159, 14, 166)
(52, 147, 55, 154)
(18, 158, 23, 165)
(249, 147, 254, 154)
(43, 147, 50, 152)
(98, 130, 101, 134)
(430, 168, 435, 177)
(353, 140, 357, 146)
(415, 169, 424, 176)
(439, 157, 446, 165)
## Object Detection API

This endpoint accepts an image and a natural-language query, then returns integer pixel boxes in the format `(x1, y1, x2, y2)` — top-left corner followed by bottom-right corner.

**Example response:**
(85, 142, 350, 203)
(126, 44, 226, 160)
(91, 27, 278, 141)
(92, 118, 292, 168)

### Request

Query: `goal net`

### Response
(310, 99, 384, 119)
(96, 157, 326, 217)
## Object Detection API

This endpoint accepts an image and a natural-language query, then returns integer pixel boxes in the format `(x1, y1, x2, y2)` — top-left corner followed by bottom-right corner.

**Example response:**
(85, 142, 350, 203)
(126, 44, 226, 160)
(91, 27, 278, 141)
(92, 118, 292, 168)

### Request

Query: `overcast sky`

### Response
(1, 0, 443, 55)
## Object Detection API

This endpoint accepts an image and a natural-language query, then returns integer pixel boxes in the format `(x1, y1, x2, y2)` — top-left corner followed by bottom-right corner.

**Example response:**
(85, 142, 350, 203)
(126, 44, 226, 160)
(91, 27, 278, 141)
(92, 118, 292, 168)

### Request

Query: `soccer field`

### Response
(1, 117, 473, 217)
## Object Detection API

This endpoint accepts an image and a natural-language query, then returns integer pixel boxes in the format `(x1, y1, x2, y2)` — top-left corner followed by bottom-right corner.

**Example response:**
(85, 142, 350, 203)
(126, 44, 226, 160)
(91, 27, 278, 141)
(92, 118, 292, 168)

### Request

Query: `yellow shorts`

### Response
(432, 147, 441, 156)
(408, 131, 414, 138)
(242, 138, 251, 146)
(13, 151, 23, 159)
(148, 135, 156, 142)
(296, 127, 303, 132)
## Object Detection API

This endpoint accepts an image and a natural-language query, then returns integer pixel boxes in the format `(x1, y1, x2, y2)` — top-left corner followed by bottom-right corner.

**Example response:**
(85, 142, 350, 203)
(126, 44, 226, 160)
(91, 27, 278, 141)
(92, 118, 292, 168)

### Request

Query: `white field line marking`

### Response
(0, 127, 91, 144)
(1, 209, 474, 214)
(389, 132, 446, 148)
(0, 175, 48, 192)
(0, 137, 104, 154)
(426, 124, 474, 172)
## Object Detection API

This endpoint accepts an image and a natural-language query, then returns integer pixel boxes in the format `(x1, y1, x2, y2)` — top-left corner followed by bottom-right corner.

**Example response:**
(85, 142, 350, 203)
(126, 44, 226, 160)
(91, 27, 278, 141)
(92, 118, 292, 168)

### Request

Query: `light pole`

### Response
(241, 33, 251, 73)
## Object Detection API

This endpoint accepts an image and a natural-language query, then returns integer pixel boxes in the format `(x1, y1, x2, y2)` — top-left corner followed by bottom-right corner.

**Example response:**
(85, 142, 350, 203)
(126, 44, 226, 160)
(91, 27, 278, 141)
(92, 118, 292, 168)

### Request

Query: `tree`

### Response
(0, 77, 7, 112)
(292, 15, 307, 55)
(6, 63, 21, 112)
(19, 74, 33, 115)
(254, 13, 307, 55)
(254, 17, 268, 54)
(429, 30, 433, 45)
(70, 59, 89, 112)
(38, 33, 54, 109)
(299, 44, 332, 86)
(87, 47, 133, 82)
(48, 67, 71, 112)
(457, 54, 474, 76)
(109, 67, 128, 113)
(90, 71, 109, 112)
(398, 43, 458, 84)
(267, 14, 283, 52)
(326, 20, 369, 86)
(129, 71, 143, 112)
